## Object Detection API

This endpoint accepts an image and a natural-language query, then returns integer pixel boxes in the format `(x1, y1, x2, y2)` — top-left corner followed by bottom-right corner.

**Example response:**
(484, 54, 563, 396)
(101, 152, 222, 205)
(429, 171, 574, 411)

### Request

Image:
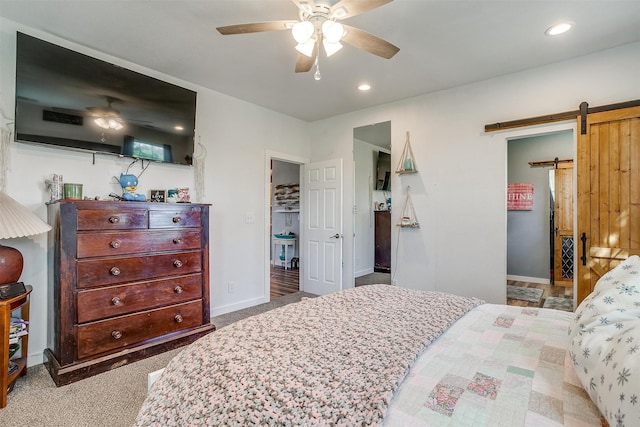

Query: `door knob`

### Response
(330, 233, 342, 239)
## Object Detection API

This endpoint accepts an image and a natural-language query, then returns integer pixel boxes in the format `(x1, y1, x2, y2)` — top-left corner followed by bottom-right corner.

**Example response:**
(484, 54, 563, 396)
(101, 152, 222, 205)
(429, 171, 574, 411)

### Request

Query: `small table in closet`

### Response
(272, 236, 297, 269)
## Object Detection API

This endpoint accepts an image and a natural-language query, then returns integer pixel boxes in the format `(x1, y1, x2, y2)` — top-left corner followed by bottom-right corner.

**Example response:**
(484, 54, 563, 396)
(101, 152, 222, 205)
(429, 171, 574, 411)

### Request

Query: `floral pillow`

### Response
(568, 255, 640, 427)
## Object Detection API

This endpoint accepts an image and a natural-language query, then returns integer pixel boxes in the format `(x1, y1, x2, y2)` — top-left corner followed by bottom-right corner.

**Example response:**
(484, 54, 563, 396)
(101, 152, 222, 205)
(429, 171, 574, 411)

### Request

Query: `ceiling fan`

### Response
(216, 0, 399, 79)
(86, 96, 124, 130)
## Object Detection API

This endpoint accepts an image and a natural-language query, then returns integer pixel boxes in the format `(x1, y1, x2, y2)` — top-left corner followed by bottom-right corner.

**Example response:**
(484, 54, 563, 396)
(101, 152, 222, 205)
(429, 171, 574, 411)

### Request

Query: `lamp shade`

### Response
(0, 191, 51, 284)
(0, 191, 52, 239)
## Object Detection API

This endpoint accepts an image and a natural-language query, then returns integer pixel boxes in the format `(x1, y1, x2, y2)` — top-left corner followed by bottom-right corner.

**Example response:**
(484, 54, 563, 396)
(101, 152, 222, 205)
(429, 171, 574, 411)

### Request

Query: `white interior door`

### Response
(302, 158, 343, 295)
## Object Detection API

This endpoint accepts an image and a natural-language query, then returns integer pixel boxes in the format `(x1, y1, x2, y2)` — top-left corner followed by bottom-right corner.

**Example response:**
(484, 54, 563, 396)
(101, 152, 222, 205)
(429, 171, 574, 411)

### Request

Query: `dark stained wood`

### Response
(270, 265, 299, 299)
(77, 301, 202, 359)
(77, 229, 202, 257)
(77, 274, 202, 323)
(149, 208, 202, 228)
(46, 201, 214, 386)
(374, 210, 391, 272)
(77, 208, 148, 230)
(76, 251, 202, 288)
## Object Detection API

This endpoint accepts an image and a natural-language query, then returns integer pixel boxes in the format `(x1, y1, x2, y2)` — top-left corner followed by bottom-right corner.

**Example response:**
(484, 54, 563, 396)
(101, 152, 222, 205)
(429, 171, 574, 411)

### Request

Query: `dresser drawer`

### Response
(77, 251, 202, 288)
(76, 274, 203, 323)
(149, 208, 201, 229)
(77, 209, 148, 231)
(77, 230, 202, 258)
(77, 300, 203, 359)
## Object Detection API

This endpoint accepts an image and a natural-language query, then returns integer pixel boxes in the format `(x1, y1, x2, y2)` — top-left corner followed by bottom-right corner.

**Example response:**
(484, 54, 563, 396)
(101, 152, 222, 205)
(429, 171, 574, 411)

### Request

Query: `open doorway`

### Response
(506, 130, 574, 311)
(270, 158, 301, 299)
(353, 121, 392, 286)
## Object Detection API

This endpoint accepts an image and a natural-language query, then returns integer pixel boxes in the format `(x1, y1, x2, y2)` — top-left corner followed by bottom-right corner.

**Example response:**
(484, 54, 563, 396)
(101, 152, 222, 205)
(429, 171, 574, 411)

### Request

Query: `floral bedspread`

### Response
(134, 285, 482, 426)
(385, 304, 603, 426)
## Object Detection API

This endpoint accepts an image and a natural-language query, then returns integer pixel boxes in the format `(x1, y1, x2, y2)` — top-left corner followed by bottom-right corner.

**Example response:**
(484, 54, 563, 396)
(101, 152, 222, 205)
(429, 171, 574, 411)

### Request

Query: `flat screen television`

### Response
(14, 32, 197, 166)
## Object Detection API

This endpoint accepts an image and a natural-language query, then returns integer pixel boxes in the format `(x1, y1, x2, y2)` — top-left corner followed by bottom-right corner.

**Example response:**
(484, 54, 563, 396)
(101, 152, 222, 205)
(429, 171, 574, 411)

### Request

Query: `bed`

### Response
(135, 256, 640, 426)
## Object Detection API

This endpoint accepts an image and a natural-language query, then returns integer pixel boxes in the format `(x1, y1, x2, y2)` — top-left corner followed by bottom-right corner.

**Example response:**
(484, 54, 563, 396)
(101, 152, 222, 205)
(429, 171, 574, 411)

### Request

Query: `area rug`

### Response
(543, 296, 574, 312)
(506, 285, 543, 303)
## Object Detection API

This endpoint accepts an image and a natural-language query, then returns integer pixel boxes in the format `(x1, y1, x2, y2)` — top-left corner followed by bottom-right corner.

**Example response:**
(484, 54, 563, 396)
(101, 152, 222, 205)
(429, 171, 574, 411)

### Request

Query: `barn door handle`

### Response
(580, 233, 587, 266)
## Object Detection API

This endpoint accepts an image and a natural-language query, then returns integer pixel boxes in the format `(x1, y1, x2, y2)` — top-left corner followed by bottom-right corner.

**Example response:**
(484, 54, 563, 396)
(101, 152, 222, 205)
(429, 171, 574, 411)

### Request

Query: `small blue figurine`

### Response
(119, 173, 146, 201)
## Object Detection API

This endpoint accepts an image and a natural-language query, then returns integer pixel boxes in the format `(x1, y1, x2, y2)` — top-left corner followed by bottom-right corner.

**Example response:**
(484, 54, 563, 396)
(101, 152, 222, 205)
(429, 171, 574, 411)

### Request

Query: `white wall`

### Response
(1, 19, 311, 366)
(310, 41, 640, 304)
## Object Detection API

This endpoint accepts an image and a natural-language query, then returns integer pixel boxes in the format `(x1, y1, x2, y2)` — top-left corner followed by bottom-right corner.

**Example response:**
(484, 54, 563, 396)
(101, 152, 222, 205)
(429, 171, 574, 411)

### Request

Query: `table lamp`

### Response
(0, 191, 52, 284)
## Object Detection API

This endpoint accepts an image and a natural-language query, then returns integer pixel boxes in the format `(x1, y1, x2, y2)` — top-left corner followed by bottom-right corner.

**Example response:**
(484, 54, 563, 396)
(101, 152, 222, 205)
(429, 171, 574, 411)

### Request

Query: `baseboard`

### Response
(507, 274, 550, 285)
(212, 295, 267, 317)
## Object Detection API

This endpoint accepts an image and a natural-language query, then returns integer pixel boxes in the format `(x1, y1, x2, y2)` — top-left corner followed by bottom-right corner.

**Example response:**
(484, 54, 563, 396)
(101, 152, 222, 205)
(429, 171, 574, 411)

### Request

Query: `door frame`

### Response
(500, 121, 578, 300)
(264, 150, 309, 301)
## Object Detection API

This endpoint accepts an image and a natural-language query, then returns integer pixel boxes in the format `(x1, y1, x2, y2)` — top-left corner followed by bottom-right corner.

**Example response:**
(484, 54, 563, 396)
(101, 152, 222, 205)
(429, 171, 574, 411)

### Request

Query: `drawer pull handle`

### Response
(173, 260, 183, 268)
(174, 286, 184, 294)
(109, 216, 120, 224)
(110, 240, 121, 249)
(110, 267, 121, 276)
(173, 237, 182, 244)
(111, 297, 122, 306)
(112, 330, 123, 340)
(174, 314, 184, 323)
(172, 216, 182, 223)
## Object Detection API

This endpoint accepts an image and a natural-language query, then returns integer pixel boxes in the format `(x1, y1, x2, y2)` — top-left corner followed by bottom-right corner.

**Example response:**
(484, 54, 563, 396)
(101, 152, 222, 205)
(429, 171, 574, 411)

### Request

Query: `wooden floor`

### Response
(270, 265, 299, 299)
(506, 279, 573, 308)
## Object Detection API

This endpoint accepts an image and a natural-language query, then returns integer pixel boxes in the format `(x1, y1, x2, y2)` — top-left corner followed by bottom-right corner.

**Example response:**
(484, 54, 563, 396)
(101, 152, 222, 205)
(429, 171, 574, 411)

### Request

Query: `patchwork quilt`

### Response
(385, 304, 603, 426)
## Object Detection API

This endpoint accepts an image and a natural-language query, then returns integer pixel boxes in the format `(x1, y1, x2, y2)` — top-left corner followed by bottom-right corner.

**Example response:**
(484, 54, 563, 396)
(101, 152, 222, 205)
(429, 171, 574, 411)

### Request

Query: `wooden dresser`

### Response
(374, 210, 391, 273)
(45, 200, 215, 386)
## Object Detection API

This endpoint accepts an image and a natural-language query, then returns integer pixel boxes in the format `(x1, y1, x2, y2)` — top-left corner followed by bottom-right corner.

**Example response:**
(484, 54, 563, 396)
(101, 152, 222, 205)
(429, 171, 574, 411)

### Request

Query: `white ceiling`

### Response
(1, 0, 640, 122)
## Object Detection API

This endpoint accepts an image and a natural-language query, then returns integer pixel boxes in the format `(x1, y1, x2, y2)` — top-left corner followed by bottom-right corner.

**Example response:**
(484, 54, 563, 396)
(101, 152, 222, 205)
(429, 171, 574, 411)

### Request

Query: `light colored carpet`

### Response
(543, 296, 574, 312)
(0, 291, 315, 427)
(506, 285, 543, 303)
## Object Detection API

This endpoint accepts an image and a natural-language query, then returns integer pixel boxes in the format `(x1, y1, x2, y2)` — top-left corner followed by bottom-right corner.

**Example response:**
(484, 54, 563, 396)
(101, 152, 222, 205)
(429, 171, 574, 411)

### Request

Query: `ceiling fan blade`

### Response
(295, 41, 318, 72)
(290, 0, 315, 15)
(217, 21, 297, 35)
(296, 40, 320, 73)
(341, 24, 399, 59)
(330, 0, 393, 20)
(295, 53, 314, 73)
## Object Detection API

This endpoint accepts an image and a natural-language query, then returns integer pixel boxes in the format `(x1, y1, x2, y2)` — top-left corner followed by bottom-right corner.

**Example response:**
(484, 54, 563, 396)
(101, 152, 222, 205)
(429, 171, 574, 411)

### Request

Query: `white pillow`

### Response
(568, 255, 640, 427)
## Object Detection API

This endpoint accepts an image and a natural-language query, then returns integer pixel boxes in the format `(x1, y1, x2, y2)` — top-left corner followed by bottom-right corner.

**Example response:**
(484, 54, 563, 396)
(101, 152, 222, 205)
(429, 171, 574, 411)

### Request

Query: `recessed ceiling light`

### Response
(545, 22, 573, 36)
(358, 83, 371, 91)
(174, 125, 184, 131)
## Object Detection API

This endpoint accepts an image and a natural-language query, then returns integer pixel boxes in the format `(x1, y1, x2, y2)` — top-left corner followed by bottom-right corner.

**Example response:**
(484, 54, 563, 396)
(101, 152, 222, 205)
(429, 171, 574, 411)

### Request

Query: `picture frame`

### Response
(150, 189, 166, 203)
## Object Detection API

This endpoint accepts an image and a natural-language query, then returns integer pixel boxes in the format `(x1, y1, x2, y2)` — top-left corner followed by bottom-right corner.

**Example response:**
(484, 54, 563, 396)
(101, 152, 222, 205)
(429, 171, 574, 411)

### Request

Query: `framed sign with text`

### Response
(507, 183, 534, 210)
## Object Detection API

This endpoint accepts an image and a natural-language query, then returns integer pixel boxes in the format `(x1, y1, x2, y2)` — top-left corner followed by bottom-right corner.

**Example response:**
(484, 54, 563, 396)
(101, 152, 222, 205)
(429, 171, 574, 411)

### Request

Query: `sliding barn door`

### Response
(576, 106, 640, 304)
(553, 163, 574, 287)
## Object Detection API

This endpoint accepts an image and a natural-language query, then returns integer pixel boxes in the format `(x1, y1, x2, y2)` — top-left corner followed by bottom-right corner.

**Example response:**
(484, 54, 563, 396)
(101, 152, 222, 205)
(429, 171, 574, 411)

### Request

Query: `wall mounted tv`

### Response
(14, 32, 197, 166)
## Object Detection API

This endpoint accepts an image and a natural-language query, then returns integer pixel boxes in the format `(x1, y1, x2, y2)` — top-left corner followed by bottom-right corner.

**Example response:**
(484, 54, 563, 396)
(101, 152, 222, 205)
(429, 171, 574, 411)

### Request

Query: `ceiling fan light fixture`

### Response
(292, 20, 314, 44)
(94, 117, 124, 131)
(295, 38, 316, 57)
(321, 20, 344, 43)
(323, 39, 343, 57)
